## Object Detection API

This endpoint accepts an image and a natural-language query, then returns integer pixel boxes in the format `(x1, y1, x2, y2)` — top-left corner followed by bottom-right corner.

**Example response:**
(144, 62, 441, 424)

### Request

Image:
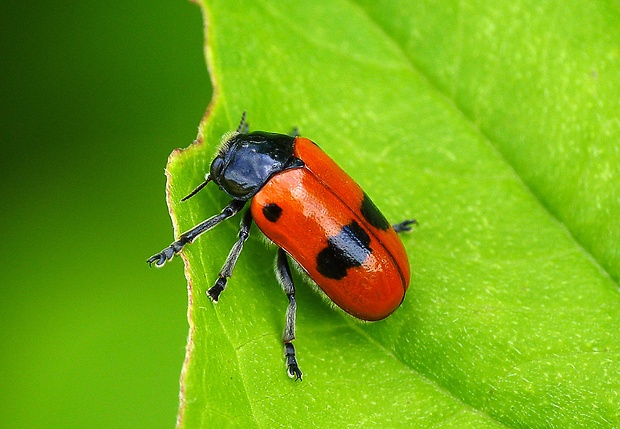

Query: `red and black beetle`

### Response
(148, 113, 415, 380)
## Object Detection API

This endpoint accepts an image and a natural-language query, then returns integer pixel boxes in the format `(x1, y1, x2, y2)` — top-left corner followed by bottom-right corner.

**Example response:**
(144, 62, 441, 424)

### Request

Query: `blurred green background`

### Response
(1, 1, 210, 427)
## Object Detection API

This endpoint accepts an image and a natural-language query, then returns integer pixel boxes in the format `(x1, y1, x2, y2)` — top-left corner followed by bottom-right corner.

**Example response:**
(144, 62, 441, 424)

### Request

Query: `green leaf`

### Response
(162, 1, 620, 427)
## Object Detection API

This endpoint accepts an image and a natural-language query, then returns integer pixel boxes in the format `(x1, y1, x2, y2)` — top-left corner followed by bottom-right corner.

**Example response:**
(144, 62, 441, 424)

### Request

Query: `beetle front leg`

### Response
(207, 209, 253, 302)
(147, 199, 246, 267)
(276, 247, 302, 381)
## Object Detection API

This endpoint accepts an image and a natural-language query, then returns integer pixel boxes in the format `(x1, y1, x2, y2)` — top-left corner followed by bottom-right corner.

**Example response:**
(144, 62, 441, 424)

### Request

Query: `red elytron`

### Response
(251, 136, 410, 321)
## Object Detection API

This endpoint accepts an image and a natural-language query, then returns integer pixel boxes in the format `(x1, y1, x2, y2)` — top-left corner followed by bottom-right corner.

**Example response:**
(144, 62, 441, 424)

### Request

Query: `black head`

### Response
(182, 114, 302, 202)
(210, 130, 297, 199)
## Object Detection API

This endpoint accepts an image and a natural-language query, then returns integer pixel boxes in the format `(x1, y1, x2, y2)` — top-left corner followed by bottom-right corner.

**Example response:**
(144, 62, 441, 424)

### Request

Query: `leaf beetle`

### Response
(148, 113, 415, 380)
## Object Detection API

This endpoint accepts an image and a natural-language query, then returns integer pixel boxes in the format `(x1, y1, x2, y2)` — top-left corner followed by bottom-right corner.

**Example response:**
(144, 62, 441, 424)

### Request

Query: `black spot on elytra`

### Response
(262, 203, 283, 222)
(360, 192, 390, 230)
(316, 221, 372, 280)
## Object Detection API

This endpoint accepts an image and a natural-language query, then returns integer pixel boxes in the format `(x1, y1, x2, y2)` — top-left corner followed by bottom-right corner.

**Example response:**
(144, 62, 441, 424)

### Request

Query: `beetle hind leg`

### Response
(207, 210, 253, 302)
(276, 247, 302, 381)
(392, 219, 417, 233)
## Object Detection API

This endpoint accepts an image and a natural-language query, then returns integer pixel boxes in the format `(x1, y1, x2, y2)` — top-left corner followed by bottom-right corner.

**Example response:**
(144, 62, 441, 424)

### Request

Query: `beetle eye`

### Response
(210, 156, 225, 178)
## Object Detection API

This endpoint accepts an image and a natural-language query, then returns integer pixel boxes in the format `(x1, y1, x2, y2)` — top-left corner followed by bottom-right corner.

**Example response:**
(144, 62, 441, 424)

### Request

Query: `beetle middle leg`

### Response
(207, 209, 253, 302)
(276, 247, 302, 381)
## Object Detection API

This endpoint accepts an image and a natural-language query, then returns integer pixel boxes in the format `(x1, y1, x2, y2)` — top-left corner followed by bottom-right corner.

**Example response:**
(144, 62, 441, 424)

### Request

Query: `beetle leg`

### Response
(207, 209, 253, 302)
(147, 199, 246, 268)
(288, 127, 299, 138)
(276, 247, 302, 381)
(392, 219, 417, 233)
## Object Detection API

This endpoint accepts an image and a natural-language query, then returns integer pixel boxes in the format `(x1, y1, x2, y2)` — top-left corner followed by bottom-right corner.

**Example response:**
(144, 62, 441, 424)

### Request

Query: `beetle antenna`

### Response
(181, 175, 212, 201)
(236, 111, 249, 134)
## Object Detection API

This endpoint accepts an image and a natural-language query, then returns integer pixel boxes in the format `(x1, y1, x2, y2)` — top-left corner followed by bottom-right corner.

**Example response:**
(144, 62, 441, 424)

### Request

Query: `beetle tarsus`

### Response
(392, 219, 417, 233)
(288, 126, 300, 138)
(284, 343, 302, 381)
(147, 244, 180, 267)
(207, 277, 227, 302)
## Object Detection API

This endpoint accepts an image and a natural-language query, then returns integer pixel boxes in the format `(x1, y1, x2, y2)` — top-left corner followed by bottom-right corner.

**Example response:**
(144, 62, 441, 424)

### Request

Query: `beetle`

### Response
(148, 113, 415, 380)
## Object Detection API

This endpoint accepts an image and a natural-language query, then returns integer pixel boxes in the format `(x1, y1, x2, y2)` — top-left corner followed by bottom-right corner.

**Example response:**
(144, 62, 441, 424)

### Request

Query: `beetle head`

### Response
(182, 114, 298, 202)
(210, 129, 296, 200)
